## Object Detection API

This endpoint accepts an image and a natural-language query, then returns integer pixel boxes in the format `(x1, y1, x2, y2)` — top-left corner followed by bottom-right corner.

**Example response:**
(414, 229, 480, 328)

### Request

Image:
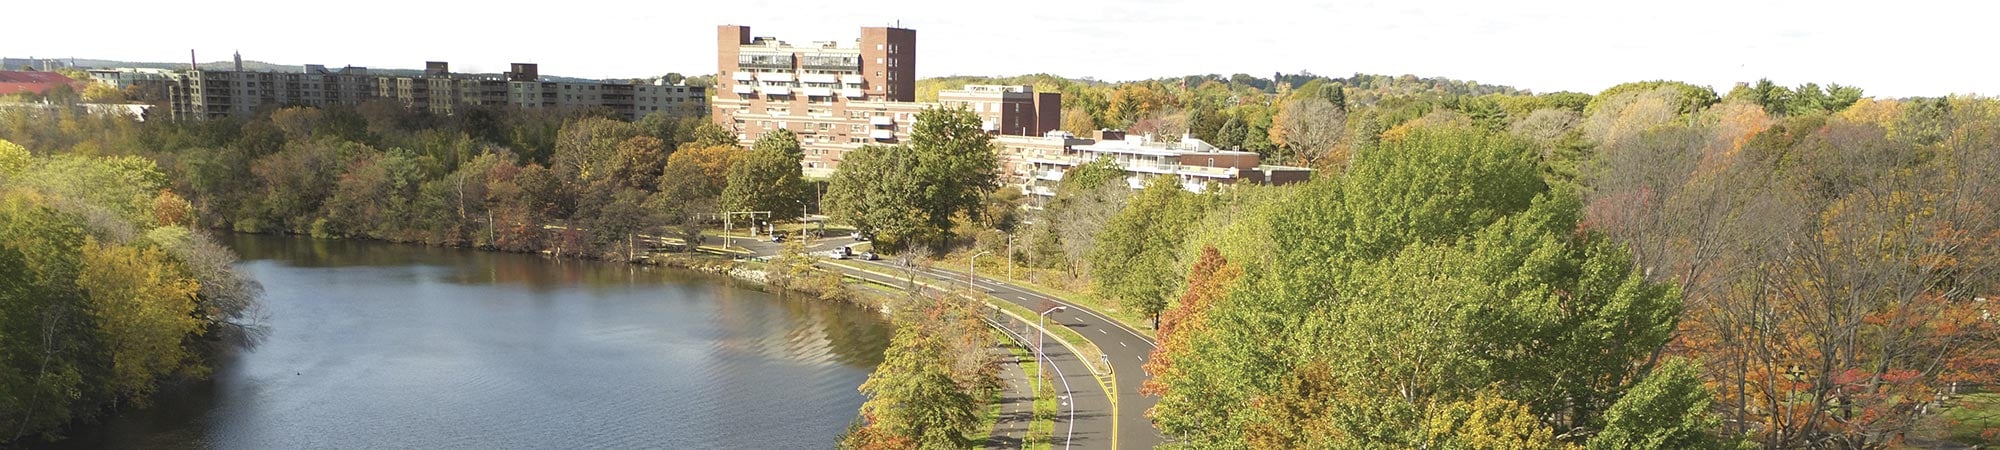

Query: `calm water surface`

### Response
(49, 234, 892, 449)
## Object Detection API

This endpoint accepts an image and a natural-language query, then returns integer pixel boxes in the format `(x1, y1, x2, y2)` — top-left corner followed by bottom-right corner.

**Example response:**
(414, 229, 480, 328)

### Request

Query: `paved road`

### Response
(721, 234, 1160, 449)
(862, 260, 1164, 450)
(728, 236, 1120, 450)
(986, 340, 1031, 450)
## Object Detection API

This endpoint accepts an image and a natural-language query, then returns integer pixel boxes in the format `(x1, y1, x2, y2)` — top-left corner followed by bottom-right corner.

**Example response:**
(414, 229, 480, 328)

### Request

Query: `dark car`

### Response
(769, 233, 785, 243)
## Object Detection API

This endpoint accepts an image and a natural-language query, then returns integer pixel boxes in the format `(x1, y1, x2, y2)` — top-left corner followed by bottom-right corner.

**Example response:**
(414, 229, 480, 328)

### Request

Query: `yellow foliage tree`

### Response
(77, 237, 204, 402)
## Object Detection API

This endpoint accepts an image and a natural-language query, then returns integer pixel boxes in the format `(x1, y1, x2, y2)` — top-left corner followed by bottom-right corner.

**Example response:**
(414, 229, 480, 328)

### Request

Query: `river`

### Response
(44, 234, 893, 449)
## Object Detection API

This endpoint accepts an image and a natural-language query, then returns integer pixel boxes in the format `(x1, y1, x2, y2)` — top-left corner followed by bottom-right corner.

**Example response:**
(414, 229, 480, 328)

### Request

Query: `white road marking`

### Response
(1119, 342, 1127, 347)
(1098, 329, 1107, 334)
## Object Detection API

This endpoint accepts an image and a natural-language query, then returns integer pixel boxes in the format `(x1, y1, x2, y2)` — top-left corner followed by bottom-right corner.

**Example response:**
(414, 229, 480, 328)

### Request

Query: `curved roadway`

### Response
(722, 234, 1163, 449)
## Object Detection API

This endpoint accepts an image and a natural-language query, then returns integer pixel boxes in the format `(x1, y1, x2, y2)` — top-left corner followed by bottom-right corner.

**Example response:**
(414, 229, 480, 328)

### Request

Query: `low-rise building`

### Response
(1023, 130, 1312, 200)
(84, 68, 173, 89)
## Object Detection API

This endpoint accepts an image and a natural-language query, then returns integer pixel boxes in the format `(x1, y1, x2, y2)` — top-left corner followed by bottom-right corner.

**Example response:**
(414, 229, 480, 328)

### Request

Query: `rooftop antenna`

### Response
(190, 49, 197, 71)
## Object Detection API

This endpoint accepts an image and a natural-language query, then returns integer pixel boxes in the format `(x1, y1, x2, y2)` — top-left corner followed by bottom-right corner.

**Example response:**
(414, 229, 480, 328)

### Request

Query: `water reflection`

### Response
(42, 234, 891, 449)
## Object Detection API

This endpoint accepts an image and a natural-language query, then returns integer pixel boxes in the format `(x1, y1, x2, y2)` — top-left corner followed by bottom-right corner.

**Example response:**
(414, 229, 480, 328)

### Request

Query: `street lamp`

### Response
(1035, 305, 1067, 395)
(969, 250, 993, 292)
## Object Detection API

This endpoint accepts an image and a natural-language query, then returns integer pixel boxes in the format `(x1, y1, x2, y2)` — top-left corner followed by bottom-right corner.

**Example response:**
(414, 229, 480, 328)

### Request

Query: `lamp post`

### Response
(1035, 305, 1067, 396)
(969, 251, 993, 292)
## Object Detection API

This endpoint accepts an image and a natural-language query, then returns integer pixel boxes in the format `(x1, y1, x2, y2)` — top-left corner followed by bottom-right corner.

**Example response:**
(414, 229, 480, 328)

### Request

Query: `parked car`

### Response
(769, 233, 785, 243)
(859, 251, 879, 261)
(850, 232, 870, 242)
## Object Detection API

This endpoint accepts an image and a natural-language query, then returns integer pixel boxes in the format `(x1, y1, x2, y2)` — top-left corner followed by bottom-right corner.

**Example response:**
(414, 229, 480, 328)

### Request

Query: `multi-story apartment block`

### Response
(713, 25, 1060, 177)
(83, 68, 173, 89)
(1021, 130, 1313, 201)
(168, 57, 703, 121)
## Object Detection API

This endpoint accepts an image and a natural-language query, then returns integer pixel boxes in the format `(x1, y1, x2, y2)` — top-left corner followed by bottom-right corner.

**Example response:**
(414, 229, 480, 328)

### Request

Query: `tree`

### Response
(1587, 359, 1722, 450)
(1214, 114, 1248, 149)
(752, 128, 802, 160)
(687, 122, 737, 149)
(825, 145, 930, 248)
(1269, 98, 1347, 168)
(1148, 125, 1682, 447)
(720, 145, 806, 221)
(826, 107, 999, 250)
(1089, 175, 1205, 328)
(77, 237, 203, 401)
(0, 139, 28, 177)
(608, 135, 667, 190)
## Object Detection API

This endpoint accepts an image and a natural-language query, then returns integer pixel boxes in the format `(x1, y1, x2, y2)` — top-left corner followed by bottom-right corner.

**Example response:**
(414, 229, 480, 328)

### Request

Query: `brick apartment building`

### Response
(168, 54, 704, 121)
(712, 24, 1060, 177)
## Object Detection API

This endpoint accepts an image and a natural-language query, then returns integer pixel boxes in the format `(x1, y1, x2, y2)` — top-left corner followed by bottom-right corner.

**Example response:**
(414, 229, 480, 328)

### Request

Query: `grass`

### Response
(1944, 393, 2000, 445)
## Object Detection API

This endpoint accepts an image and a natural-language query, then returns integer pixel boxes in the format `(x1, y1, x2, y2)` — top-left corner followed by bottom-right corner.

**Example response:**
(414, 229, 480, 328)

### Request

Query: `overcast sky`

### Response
(8, 0, 1995, 98)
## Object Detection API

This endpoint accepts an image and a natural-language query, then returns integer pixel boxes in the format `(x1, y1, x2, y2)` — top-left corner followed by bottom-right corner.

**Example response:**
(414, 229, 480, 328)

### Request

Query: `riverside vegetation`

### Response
(5, 71, 1999, 448)
(0, 139, 261, 444)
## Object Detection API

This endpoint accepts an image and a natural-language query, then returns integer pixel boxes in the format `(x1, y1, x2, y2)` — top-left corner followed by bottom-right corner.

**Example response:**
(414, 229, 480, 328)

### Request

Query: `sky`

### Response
(7, 0, 1997, 98)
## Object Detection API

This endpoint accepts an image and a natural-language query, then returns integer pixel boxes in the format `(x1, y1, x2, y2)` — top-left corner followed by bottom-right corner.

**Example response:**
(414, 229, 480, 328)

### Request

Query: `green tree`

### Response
(825, 107, 998, 249)
(1089, 175, 1205, 328)
(1587, 359, 1723, 450)
(825, 144, 931, 248)
(752, 128, 802, 160)
(1150, 125, 1681, 447)
(720, 145, 806, 221)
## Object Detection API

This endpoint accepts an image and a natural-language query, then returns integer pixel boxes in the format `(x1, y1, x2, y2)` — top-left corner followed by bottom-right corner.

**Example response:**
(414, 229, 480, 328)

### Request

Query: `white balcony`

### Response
(732, 85, 755, 95)
(732, 72, 754, 81)
(981, 120, 998, 132)
(840, 74, 865, 85)
(760, 73, 794, 83)
(1036, 170, 1064, 181)
(802, 87, 834, 97)
(800, 74, 837, 84)
(869, 129, 895, 140)
(869, 116, 894, 126)
(759, 86, 791, 96)
(841, 88, 864, 98)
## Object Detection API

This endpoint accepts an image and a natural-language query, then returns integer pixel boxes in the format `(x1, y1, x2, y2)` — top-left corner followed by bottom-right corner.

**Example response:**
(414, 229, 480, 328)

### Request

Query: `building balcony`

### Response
(869, 129, 895, 140)
(802, 87, 834, 97)
(1177, 165, 1239, 178)
(1027, 156, 1082, 166)
(840, 74, 866, 85)
(841, 88, 865, 98)
(732, 72, 755, 81)
(1035, 170, 1064, 181)
(799, 74, 837, 84)
(732, 85, 756, 95)
(869, 116, 894, 126)
(760, 73, 794, 83)
(760, 86, 792, 96)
